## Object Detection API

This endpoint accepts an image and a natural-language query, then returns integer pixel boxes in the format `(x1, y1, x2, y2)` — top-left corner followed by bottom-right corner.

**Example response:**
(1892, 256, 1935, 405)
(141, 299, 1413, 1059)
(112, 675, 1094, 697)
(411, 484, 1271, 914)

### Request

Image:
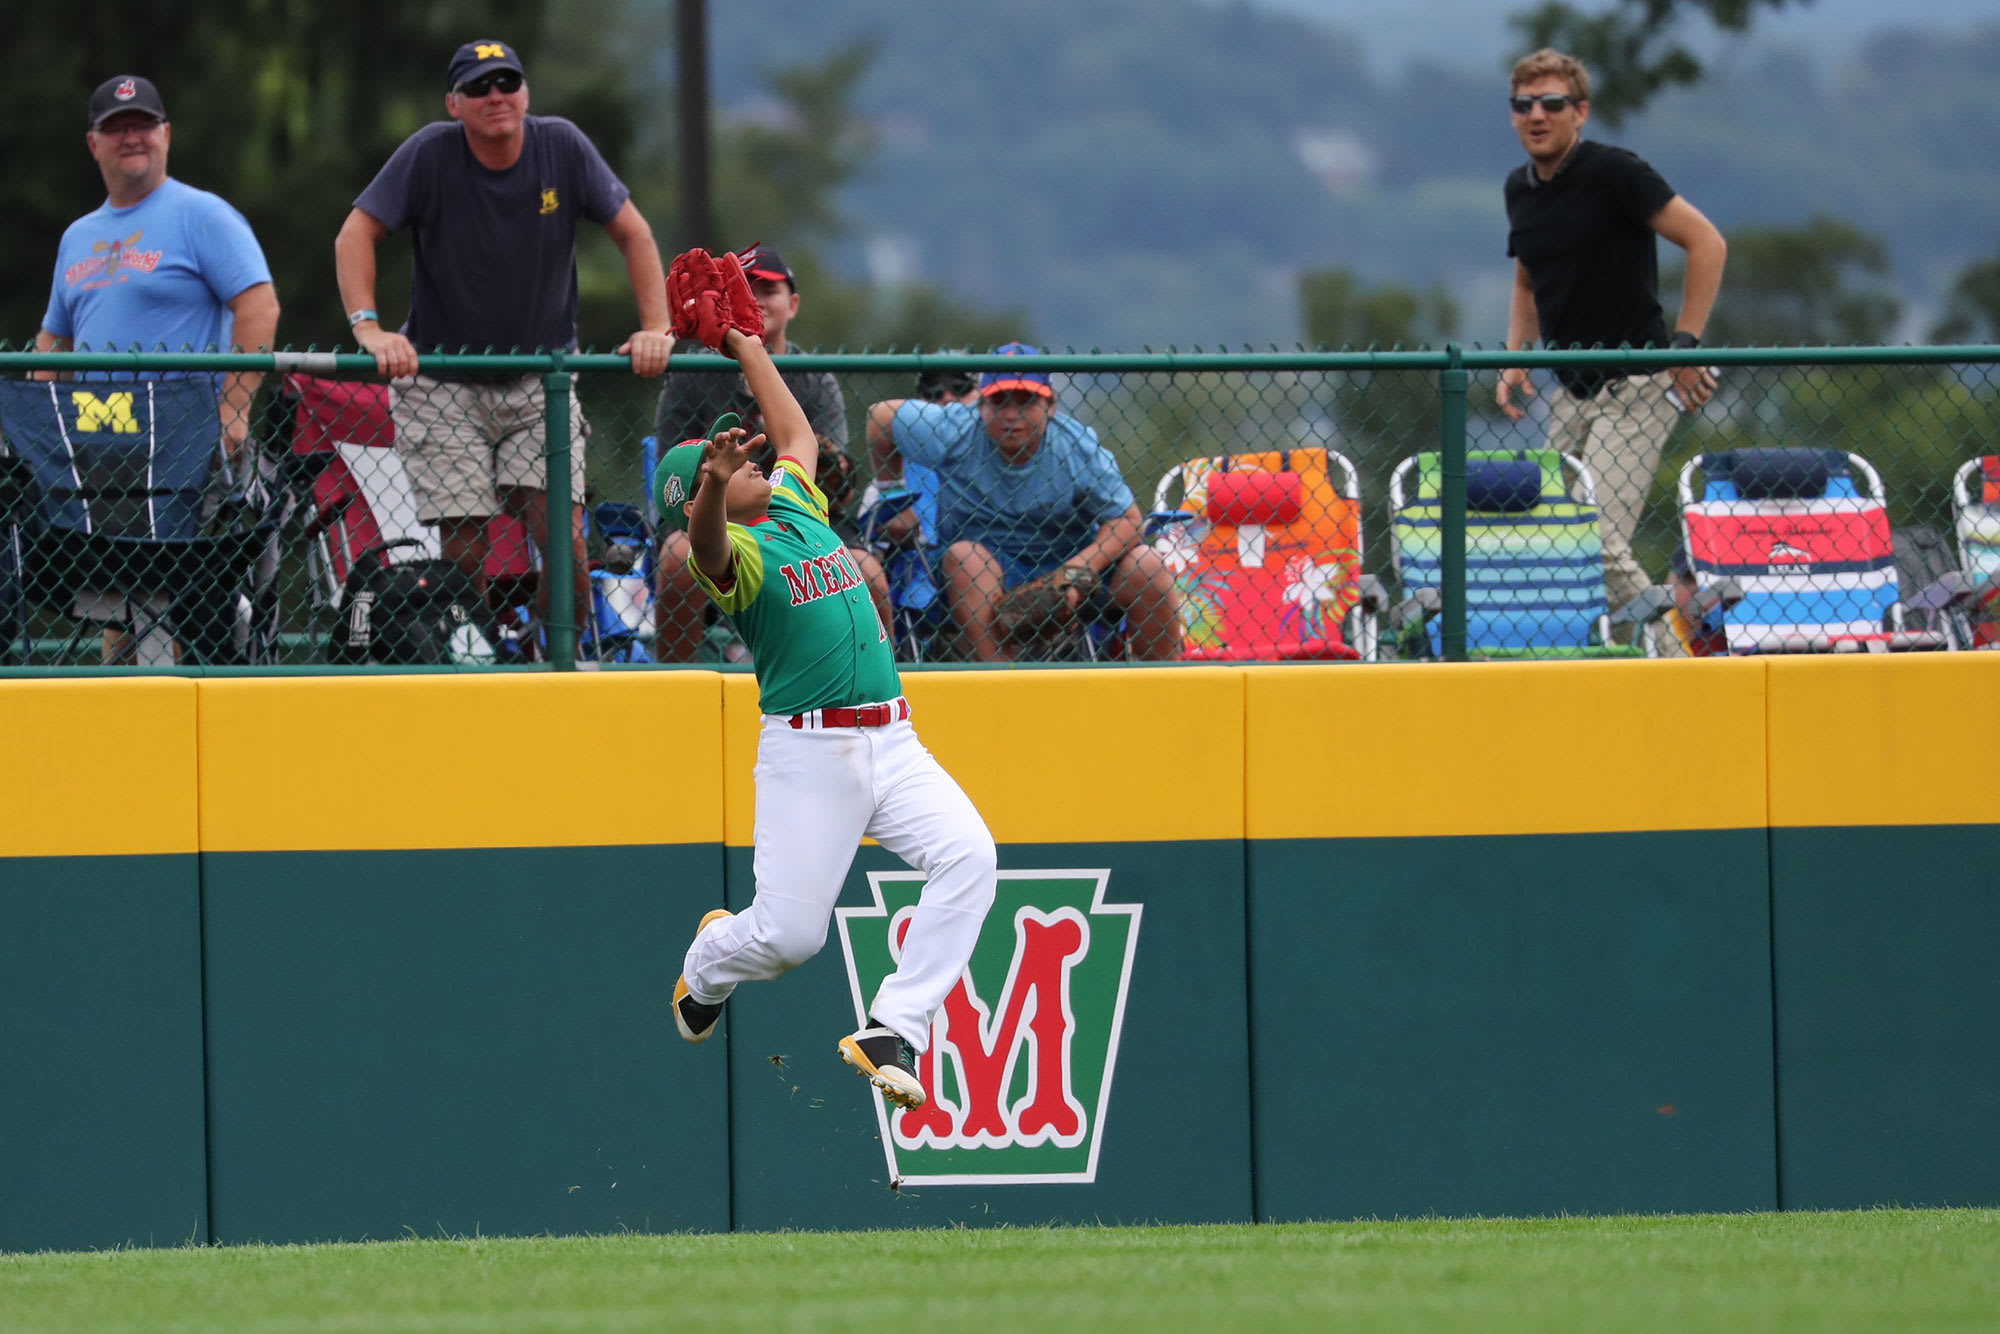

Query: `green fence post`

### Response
(1439, 342, 1468, 663)
(544, 354, 577, 671)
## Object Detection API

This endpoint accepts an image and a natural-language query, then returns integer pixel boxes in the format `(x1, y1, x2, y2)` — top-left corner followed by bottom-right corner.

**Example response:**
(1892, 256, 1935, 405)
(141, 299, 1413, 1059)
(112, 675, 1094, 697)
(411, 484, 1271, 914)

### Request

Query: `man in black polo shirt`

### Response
(1497, 47, 1727, 625)
(334, 39, 673, 637)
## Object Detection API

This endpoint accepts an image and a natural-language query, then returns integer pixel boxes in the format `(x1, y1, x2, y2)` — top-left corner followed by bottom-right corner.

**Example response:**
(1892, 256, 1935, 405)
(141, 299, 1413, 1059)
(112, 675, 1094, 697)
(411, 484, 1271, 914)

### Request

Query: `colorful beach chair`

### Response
(1150, 446, 1376, 661)
(1388, 448, 1635, 658)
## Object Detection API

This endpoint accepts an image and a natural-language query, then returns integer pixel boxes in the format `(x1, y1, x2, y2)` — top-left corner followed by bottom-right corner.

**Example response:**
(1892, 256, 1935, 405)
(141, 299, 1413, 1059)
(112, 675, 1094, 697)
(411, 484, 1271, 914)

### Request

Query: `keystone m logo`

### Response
(835, 869, 1141, 1186)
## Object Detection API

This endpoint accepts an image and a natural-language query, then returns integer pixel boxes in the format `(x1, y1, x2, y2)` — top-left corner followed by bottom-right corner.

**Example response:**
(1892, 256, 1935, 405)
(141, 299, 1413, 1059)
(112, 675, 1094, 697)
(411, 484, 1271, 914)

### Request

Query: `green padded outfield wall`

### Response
(195, 676, 732, 1243)
(1243, 661, 1779, 1220)
(3, 655, 1995, 1254)
(1765, 656, 2000, 1211)
(708, 671, 1256, 1230)
(0, 680, 208, 1252)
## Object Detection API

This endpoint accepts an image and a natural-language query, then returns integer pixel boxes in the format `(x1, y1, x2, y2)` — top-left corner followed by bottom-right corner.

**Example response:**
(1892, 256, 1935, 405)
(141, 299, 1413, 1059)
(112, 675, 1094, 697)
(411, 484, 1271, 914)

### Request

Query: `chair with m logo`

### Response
(1671, 447, 1955, 654)
(0, 378, 275, 664)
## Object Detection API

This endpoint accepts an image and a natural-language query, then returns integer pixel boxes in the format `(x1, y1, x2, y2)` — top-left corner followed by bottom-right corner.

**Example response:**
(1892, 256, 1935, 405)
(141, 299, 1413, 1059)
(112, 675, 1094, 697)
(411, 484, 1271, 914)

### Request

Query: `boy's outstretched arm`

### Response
(724, 327, 818, 480)
(689, 429, 752, 587)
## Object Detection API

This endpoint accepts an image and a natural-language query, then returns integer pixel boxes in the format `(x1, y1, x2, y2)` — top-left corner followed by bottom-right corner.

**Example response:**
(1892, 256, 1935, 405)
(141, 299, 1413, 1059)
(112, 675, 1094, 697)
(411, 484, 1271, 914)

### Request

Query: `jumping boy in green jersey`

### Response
(659, 323, 997, 1111)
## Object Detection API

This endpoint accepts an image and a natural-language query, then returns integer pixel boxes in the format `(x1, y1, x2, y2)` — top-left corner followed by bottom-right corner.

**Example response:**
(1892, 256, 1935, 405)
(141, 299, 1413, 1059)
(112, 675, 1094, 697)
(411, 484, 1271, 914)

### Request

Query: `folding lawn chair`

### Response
(0, 378, 280, 665)
(1150, 446, 1378, 661)
(856, 473, 953, 663)
(285, 373, 631, 663)
(1673, 447, 1953, 654)
(1947, 455, 2000, 649)
(1388, 448, 1636, 659)
(282, 375, 441, 608)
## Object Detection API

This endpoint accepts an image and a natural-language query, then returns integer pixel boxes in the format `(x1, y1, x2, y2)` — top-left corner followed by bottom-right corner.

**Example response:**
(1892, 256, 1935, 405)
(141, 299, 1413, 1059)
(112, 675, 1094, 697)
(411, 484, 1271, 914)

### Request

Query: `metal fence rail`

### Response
(1, 345, 1994, 671)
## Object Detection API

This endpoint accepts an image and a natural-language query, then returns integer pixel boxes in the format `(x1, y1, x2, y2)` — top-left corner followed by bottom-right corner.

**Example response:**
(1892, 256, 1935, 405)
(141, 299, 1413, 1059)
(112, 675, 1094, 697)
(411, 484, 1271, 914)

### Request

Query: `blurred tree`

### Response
(1507, 0, 1809, 125)
(1299, 267, 1462, 571)
(1666, 215, 1901, 348)
(3, 4, 1014, 361)
(1931, 249, 2000, 344)
(703, 41, 1025, 354)
(0, 0, 546, 350)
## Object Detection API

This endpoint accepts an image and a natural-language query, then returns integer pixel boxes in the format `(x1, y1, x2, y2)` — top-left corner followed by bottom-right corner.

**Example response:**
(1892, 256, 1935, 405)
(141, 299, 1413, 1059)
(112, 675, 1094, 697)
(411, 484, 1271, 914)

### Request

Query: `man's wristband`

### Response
(347, 309, 379, 329)
(1670, 331, 1701, 349)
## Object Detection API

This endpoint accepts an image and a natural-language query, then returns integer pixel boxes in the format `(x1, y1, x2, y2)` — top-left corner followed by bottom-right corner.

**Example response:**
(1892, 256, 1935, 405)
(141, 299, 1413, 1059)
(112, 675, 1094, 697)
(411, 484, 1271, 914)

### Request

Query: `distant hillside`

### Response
(687, 0, 2000, 348)
(1243, 0, 2000, 76)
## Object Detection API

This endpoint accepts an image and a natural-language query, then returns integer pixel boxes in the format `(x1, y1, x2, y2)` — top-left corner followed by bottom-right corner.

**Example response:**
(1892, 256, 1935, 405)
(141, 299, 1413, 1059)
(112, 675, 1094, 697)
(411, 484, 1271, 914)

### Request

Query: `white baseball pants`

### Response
(681, 707, 997, 1051)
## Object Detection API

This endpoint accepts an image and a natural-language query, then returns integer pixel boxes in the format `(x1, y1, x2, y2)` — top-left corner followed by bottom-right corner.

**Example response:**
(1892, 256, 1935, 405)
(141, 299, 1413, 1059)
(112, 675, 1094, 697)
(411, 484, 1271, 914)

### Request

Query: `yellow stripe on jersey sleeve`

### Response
(774, 457, 830, 522)
(690, 524, 766, 614)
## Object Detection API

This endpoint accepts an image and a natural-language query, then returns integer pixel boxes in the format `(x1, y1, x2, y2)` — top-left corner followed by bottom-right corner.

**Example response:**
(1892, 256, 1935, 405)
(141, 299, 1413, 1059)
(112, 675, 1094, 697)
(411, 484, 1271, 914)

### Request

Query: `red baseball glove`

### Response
(667, 249, 766, 350)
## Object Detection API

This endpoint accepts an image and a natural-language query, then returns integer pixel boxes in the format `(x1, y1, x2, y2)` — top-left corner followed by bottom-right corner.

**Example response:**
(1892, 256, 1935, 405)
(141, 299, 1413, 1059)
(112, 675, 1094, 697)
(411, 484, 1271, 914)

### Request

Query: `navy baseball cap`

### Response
(734, 243, 796, 291)
(88, 76, 166, 129)
(979, 342, 1053, 399)
(448, 40, 525, 90)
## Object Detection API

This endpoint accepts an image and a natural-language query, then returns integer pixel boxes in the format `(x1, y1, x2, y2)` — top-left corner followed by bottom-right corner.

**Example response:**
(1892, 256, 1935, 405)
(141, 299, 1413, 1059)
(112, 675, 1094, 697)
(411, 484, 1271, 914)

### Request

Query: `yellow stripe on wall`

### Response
(721, 668, 1247, 846)
(1245, 658, 1770, 839)
(0, 679, 198, 857)
(1768, 653, 2000, 828)
(198, 674, 724, 851)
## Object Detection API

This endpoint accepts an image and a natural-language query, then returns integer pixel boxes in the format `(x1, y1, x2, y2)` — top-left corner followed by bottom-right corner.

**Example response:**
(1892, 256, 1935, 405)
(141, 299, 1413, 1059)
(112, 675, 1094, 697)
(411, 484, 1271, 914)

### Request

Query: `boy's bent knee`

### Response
(758, 917, 831, 972)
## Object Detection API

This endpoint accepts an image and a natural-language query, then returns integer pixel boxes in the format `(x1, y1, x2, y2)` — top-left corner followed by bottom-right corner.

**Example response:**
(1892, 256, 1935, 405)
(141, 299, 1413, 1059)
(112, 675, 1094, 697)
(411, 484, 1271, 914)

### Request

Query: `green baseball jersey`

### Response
(689, 458, 902, 716)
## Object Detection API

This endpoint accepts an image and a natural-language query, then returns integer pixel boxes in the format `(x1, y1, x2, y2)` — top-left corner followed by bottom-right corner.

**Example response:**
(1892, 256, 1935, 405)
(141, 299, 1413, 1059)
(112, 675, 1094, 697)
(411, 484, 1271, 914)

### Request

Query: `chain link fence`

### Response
(1, 347, 1995, 669)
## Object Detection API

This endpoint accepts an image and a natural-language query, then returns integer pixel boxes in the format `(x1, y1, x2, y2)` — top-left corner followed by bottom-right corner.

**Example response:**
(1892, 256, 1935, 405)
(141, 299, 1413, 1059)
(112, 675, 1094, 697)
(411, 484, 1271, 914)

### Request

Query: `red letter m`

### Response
(894, 908, 1090, 1150)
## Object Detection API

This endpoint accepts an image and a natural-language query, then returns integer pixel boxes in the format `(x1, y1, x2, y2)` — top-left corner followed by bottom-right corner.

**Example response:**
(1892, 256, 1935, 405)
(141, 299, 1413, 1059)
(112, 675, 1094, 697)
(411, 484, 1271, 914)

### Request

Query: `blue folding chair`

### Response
(1389, 448, 1637, 659)
(0, 378, 277, 664)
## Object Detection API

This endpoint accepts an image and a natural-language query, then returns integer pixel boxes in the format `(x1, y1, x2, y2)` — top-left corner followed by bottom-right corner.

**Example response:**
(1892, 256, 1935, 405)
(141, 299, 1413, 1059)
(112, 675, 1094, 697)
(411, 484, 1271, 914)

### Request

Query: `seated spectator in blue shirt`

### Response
(866, 343, 1179, 661)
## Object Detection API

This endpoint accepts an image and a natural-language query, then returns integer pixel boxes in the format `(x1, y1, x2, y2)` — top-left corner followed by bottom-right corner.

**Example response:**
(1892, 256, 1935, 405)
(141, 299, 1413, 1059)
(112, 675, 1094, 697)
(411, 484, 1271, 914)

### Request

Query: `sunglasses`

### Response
(456, 71, 524, 99)
(1510, 93, 1579, 115)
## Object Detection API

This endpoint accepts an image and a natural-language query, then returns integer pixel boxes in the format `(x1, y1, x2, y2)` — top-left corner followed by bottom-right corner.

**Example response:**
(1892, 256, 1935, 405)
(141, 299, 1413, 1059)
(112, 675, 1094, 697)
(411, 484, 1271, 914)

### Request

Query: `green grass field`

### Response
(2, 1209, 1995, 1333)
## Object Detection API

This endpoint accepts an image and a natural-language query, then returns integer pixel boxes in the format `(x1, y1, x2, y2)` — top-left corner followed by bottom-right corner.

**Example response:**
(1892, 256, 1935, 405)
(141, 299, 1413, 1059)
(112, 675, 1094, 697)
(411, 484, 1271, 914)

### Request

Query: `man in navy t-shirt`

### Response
(1496, 48, 1727, 630)
(334, 39, 673, 635)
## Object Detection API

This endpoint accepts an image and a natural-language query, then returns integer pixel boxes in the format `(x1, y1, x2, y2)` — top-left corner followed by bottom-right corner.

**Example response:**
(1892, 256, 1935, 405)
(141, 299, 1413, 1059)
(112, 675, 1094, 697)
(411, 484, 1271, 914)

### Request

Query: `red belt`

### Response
(787, 697, 911, 729)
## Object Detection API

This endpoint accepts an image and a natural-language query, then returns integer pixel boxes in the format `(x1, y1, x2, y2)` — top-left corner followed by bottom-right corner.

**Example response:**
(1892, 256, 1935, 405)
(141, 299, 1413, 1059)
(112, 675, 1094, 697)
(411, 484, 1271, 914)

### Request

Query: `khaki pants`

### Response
(390, 374, 591, 524)
(1546, 370, 1678, 615)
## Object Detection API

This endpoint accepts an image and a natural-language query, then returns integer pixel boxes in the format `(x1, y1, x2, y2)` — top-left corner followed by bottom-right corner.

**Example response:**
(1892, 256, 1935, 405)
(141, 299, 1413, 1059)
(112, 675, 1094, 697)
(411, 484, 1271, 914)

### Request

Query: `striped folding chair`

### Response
(1677, 447, 1951, 654)
(1389, 448, 1635, 659)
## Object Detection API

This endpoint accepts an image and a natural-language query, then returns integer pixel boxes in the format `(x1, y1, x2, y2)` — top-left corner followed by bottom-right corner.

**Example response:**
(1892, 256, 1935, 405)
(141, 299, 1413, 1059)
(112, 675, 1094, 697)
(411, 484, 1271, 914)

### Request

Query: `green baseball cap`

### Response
(655, 413, 741, 531)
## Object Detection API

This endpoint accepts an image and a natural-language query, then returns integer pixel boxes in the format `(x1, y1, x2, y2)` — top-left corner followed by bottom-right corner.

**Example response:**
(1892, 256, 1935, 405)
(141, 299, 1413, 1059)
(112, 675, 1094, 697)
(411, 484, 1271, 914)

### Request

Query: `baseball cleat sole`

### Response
(839, 1034, 927, 1109)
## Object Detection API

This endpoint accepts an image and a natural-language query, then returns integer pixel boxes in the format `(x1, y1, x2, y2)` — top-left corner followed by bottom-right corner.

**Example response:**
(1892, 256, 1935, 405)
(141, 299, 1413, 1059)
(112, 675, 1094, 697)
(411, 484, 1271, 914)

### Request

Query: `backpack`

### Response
(327, 540, 493, 665)
(1892, 525, 1958, 632)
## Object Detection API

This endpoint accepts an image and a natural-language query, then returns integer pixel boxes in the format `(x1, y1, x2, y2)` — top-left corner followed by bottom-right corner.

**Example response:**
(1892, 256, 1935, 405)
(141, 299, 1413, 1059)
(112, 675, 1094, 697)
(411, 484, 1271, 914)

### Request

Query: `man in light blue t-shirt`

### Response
(866, 343, 1180, 661)
(36, 75, 280, 464)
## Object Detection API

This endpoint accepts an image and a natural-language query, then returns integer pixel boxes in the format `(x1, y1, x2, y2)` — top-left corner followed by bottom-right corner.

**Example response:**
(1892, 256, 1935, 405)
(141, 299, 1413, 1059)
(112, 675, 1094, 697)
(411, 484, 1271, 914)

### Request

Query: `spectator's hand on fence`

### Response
(220, 403, 251, 463)
(1670, 363, 1717, 412)
(355, 324, 419, 380)
(1496, 366, 1536, 420)
(619, 329, 673, 377)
